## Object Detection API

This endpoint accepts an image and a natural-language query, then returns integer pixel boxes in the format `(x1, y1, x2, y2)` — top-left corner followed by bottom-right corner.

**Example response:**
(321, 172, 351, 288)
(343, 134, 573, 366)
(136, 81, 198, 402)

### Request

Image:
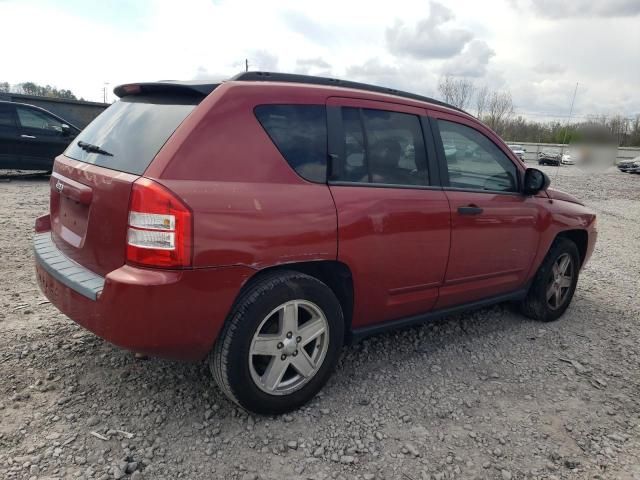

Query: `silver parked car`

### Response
(507, 144, 526, 162)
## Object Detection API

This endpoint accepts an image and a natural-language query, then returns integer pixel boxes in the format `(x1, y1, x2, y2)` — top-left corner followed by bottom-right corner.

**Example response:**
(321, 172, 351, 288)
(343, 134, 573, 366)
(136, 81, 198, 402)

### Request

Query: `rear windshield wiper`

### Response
(77, 141, 113, 157)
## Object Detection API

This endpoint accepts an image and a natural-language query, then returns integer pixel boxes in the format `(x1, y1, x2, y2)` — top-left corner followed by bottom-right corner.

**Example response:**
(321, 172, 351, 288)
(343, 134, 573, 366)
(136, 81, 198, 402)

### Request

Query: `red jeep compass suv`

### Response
(34, 72, 597, 414)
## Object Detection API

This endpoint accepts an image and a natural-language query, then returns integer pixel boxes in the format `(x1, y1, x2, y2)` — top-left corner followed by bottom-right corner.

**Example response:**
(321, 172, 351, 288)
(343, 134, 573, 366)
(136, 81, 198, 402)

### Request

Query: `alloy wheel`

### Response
(248, 300, 329, 395)
(546, 253, 573, 310)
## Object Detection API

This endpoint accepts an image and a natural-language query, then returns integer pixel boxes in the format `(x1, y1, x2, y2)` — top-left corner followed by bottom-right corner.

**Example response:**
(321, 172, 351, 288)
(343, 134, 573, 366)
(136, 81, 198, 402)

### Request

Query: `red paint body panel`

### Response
(546, 187, 584, 205)
(50, 156, 138, 276)
(437, 190, 545, 308)
(35, 257, 254, 361)
(525, 196, 597, 277)
(330, 185, 450, 327)
(156, 180, 337, 269)
(33, 80, 598, 361)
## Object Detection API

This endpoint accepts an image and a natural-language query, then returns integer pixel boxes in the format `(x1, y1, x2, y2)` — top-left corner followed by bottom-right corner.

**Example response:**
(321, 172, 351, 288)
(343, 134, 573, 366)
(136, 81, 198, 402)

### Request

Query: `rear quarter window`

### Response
(254, 105, 327, 183)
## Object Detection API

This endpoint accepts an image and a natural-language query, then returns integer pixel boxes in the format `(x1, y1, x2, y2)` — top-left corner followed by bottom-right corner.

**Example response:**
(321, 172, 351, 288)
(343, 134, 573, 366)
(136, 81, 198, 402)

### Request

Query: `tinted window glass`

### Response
(336, 108, 428, 186)
(17, 107, 64, 133)
(0, 104, 15, 128)
(255, 105, 327, 183)
(438, 120, 518, 192)
(341, 108, 366, 182)
(65, 95, 199, 175)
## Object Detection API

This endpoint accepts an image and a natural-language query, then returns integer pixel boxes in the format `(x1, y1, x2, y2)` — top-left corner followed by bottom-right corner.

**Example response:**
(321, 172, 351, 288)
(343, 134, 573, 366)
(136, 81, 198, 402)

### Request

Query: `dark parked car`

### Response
(617, 156, 640, 173)
(0, 100, 80, 171)
(538, 151, 561, 166)
(34, 72, 597, 414)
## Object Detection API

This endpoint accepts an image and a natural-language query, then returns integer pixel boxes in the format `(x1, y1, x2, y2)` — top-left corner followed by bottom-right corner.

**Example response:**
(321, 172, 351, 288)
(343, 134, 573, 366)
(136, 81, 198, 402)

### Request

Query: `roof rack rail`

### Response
(230, 71, 466, 114)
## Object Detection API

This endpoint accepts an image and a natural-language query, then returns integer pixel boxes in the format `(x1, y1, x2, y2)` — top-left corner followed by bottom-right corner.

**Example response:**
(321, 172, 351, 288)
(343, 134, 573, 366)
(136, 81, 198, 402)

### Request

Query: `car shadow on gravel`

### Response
(19, 286, 622, 426)
(46, 300, 544, 414)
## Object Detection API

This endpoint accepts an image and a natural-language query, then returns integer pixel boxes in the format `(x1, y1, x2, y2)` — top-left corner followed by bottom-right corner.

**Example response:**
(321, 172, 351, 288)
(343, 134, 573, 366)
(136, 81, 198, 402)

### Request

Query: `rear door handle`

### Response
(21, 134, 37, 139)
(457, 205, 483, 215)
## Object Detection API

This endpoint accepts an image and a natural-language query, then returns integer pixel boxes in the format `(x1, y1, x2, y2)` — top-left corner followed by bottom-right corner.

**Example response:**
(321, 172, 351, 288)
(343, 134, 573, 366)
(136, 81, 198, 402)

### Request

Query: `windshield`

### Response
(65, 94, 200, 175)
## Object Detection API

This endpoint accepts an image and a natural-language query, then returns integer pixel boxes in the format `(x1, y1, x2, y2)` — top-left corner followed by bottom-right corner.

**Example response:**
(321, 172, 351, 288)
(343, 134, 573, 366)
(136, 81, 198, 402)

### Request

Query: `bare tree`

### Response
(437, 75, 475, 110)
(475, 85, 489, 119)
(608, 114, 629, 145)
(485, 90, 514, 134)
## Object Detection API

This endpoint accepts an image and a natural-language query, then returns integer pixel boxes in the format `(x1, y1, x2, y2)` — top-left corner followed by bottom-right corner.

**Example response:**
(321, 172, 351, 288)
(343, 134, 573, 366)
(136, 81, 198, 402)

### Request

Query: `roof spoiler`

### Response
(114, 81, 220, 98)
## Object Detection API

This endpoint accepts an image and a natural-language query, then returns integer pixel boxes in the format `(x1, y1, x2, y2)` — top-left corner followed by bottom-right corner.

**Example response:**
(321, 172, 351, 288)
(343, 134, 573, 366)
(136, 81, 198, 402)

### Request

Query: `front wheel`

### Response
(209, 271, 344, 414)
(520, 237, 580, 322)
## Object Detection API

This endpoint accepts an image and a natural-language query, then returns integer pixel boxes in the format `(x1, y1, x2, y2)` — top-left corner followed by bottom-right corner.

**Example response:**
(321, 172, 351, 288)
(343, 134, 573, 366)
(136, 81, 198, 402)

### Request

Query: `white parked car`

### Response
(561, 152, 577, 165)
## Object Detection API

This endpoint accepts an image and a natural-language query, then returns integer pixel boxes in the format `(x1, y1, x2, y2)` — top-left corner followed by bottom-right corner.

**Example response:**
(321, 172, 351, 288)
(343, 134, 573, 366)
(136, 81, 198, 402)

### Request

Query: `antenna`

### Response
(556, 82, 578, 178)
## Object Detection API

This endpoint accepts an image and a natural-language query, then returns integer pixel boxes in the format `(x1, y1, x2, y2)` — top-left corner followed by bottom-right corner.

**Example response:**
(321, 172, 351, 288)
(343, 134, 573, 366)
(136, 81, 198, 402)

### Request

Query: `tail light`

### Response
(126, 178, 192, 268)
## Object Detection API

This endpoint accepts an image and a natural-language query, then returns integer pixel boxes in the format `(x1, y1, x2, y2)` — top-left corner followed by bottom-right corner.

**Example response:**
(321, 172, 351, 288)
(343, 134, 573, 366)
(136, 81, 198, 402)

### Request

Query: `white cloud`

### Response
(443, 40, 495, 77)
(0, 0, 637, 119)
(512, 0, 640, 18)
(386, 2, 474, 59)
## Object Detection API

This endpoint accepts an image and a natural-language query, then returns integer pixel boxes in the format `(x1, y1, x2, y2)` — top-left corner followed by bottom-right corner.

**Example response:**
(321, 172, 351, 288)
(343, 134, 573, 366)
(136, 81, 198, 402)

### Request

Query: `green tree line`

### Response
(0, 81, 78, 100)
(438, 75, 640, 147)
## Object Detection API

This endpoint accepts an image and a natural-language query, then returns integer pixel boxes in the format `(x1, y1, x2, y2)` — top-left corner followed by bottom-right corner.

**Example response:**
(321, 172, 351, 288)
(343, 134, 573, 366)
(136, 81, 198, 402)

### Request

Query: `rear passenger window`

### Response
(337, 107, 428, 186)
(255, 105, 327, 183)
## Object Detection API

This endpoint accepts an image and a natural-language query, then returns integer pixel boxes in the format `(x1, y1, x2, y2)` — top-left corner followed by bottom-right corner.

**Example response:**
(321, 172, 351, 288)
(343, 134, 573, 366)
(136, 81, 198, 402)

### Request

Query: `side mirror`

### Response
(61, 124, 71, 136)
(523, 168, 550, 195)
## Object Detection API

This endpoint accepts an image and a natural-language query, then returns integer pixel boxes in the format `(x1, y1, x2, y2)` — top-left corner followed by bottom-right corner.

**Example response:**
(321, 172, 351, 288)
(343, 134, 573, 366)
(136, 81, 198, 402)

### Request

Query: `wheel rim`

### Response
(546, 253, 573, 310)
(248, 300, 330, 396)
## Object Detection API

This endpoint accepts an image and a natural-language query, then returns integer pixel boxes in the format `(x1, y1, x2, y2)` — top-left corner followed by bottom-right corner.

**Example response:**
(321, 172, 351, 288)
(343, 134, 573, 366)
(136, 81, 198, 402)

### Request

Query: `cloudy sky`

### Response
(1, 0, 638, 120)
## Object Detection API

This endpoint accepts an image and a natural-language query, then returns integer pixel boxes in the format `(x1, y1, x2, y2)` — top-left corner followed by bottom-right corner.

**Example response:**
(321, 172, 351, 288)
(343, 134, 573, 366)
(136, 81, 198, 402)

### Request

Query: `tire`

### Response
(209, 270, 344, 414)
(520, 237, 580, 322)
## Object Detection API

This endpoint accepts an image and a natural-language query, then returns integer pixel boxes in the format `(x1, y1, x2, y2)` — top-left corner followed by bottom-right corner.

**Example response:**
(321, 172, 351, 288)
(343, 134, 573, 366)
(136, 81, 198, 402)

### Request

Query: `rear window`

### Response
(65, 95, 199, 175)
(254, 105, 327, 183)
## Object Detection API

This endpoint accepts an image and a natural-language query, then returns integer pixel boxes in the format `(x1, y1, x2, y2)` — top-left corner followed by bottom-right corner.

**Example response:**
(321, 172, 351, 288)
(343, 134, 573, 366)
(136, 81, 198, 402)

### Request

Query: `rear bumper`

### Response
(34, 227, 254, 361)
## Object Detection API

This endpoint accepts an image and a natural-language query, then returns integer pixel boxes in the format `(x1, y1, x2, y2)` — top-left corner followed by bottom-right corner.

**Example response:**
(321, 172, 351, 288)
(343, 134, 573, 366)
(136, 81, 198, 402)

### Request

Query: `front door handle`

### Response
(457, 205, 483, 215)
(21, 134, 36, 139)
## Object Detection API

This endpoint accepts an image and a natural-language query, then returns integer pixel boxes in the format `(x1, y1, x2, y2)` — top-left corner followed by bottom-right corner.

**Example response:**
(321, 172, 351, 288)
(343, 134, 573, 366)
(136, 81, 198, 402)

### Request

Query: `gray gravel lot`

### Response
(1, 166, 639, 480)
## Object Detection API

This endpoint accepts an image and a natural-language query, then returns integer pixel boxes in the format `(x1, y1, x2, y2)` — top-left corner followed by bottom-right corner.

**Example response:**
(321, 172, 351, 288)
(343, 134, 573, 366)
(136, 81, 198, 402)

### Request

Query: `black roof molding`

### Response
(114, 81, 220, 98)
(230, 71, 466, 114)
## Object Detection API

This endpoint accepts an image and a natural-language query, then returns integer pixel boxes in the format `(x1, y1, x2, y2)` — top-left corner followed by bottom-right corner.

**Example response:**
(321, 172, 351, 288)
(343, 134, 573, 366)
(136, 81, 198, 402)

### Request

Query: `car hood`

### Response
(546, 188, 584, 205)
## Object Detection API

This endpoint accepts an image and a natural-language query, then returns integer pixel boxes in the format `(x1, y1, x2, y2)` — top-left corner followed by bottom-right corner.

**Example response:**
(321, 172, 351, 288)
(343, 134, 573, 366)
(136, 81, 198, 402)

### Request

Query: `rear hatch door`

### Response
(49, 92, 202, 277)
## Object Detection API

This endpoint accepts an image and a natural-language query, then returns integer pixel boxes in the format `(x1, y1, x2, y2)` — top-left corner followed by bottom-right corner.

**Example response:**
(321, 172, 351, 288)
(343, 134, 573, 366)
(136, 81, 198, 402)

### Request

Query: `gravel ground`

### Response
(1, 166, 639, 480)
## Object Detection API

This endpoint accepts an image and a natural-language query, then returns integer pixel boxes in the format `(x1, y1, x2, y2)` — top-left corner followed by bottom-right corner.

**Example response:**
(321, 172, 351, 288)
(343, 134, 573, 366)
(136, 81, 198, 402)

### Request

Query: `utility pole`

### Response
(103, 82, 110, 103)
(245, 58, 249, 72)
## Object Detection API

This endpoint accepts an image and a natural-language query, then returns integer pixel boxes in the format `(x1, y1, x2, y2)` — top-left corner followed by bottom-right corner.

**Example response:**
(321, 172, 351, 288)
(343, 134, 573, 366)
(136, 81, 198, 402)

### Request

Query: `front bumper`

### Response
(34, 228, 254, 361)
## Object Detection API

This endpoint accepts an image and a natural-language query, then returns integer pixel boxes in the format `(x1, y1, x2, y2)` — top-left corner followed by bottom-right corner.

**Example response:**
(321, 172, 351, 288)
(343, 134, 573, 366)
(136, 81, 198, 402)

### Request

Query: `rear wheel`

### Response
(520, 237, 580, 322)
(210, 271, 344, 414)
